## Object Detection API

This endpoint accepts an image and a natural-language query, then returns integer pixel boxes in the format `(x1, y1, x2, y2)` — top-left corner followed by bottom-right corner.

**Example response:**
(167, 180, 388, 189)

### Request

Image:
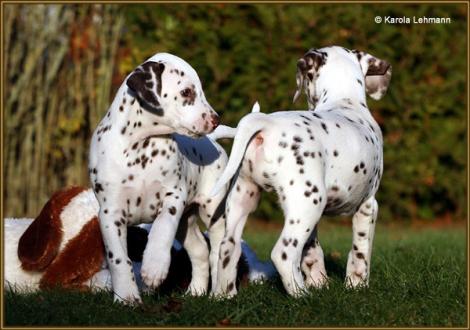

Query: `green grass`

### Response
(4, 223, 467, 327)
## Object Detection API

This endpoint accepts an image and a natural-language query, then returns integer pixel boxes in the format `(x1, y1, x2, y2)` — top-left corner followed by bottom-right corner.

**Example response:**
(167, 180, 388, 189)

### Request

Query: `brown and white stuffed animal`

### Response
(4, 186, 275, 293)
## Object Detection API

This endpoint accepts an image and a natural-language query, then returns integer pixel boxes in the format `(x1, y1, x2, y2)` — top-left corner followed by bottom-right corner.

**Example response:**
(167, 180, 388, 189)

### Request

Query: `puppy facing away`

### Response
(211, 46, 391, 297)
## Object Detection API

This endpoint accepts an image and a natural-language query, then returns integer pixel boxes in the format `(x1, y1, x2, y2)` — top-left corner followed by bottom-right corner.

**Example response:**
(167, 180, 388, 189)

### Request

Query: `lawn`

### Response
(4, 222, 467, 327)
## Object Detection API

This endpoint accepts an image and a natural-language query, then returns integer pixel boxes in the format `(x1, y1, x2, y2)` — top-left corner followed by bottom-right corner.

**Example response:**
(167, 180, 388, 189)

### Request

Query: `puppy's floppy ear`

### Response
(126, 61, 165, 113)
(354, 50, 392, 100)
(293, 58, 307, 103)
(293, 50, 327, 103)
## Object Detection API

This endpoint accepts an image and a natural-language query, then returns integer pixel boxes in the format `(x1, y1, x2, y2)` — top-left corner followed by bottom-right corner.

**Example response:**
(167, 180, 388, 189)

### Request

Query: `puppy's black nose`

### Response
(211, 114, 220, 129)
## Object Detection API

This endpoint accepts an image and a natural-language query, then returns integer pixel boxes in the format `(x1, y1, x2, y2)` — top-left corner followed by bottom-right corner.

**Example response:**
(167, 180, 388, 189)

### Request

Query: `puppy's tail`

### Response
(207, 125, 238, 141)
(210, 107, 270, 197)
(207, 102, 261, 141)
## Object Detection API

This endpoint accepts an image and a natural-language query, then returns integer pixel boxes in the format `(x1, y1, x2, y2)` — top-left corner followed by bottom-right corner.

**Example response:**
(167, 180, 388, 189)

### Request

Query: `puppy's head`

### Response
(126, 53, 219, 137)
(293, 46, 392, 108)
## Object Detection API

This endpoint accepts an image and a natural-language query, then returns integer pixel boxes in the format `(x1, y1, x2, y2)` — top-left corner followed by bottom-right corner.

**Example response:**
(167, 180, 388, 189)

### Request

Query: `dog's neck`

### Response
(104, 87, 175, 144)
(316, 79, 367, 107)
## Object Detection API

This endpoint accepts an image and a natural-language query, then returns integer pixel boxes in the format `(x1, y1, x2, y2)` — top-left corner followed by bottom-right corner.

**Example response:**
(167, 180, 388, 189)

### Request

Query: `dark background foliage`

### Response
(3, 3, 467, 222)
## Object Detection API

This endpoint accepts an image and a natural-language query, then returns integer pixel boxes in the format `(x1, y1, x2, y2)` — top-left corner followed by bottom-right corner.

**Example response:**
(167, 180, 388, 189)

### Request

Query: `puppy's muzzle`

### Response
(210, 114, 220, 130)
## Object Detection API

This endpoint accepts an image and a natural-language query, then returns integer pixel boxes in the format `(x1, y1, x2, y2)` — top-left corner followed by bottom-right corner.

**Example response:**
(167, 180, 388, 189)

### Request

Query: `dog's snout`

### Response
(210, 114, 220, 129)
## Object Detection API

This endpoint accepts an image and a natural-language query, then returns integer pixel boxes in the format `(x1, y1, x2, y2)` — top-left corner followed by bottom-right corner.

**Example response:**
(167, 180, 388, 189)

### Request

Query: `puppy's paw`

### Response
(305, 272, 329, 289)
(212, 281, 237, 299)
(141, 251, 171, 289)
(186, 279, 208, 296)
(113, 289, 142, 306)
(345, 271, 368, 289)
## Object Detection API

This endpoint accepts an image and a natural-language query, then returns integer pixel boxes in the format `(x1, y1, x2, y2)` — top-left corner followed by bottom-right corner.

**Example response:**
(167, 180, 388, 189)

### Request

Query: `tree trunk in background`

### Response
(3, 4, 123, 217)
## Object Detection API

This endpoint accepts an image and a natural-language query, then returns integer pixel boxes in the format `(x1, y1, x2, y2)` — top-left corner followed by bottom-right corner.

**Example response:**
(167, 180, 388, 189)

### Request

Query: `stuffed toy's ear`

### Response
(40, 217, 104, 290)
(18, 186, 87, 271)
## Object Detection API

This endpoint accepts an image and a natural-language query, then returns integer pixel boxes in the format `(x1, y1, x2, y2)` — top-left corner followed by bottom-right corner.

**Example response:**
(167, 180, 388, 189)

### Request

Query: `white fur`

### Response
(59, 189, 99, 250)
(4, 218, 42, 291)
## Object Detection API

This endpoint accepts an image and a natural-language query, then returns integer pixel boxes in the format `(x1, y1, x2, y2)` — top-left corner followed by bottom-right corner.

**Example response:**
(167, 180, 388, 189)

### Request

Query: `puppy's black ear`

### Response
(293, 49, 327, 103)
(126, 61, 165, 112)
(354, 50, 392, 100)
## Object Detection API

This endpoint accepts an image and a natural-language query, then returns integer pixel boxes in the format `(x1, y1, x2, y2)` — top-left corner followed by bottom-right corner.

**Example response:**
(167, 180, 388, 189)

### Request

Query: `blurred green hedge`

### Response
(119, 4, 467, 221)
(4, 4, 467, 222)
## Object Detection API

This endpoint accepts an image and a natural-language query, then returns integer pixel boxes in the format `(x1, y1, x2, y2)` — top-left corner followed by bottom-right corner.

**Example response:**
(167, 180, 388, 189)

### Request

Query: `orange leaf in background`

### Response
(339, 29, 351, 38)
(427, 75, 444, 86)
(423, 175, 435, 186)
(216, 318, 232, 327)
(329, 251, 341, 260)
(387, 131, 402, 144)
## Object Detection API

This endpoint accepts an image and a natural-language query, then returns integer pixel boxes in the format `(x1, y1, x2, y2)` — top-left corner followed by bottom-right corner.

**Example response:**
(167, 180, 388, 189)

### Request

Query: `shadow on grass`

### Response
(324, 254, 347, 280)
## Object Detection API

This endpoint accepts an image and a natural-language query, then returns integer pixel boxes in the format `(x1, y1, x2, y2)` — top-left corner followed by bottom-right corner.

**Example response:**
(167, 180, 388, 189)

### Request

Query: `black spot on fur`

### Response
(222, 256, 230, 268)
(94, 182, 104, 193)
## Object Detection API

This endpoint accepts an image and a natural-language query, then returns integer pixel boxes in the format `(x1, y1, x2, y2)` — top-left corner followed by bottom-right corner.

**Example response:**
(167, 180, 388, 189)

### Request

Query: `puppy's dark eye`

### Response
(180, 88, 192, 97)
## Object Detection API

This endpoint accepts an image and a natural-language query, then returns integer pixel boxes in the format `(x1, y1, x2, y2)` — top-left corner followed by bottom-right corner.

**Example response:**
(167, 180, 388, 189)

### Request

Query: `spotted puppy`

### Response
(211, 46, 391, 297)
(89, 53, 228, 304)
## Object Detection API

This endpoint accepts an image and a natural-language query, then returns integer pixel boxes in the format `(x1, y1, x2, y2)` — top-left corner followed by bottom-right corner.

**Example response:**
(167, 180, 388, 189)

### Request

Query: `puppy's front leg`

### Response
(141, 192, 187, 289)
(99, 207, 141, 305)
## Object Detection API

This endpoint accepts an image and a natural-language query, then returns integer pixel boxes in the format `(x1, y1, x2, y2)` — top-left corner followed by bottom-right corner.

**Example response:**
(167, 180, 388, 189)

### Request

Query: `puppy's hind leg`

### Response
(301, 225, 328, 288)
(178, 211, 210, 295)
(198, 188, 228, 293)
(272, 181, 326, 297)
(345, 196, 378, 288)
(214, 176, 260, 297)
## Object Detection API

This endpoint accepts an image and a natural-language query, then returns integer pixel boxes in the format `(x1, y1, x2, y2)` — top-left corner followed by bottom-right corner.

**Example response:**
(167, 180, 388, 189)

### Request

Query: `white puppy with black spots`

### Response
(211, 46, 392, 297)
(89, 53, 229, 304)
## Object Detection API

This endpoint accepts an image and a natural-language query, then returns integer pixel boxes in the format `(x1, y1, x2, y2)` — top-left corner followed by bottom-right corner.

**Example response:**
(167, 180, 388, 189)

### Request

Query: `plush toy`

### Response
(4, 186, 275, 293)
